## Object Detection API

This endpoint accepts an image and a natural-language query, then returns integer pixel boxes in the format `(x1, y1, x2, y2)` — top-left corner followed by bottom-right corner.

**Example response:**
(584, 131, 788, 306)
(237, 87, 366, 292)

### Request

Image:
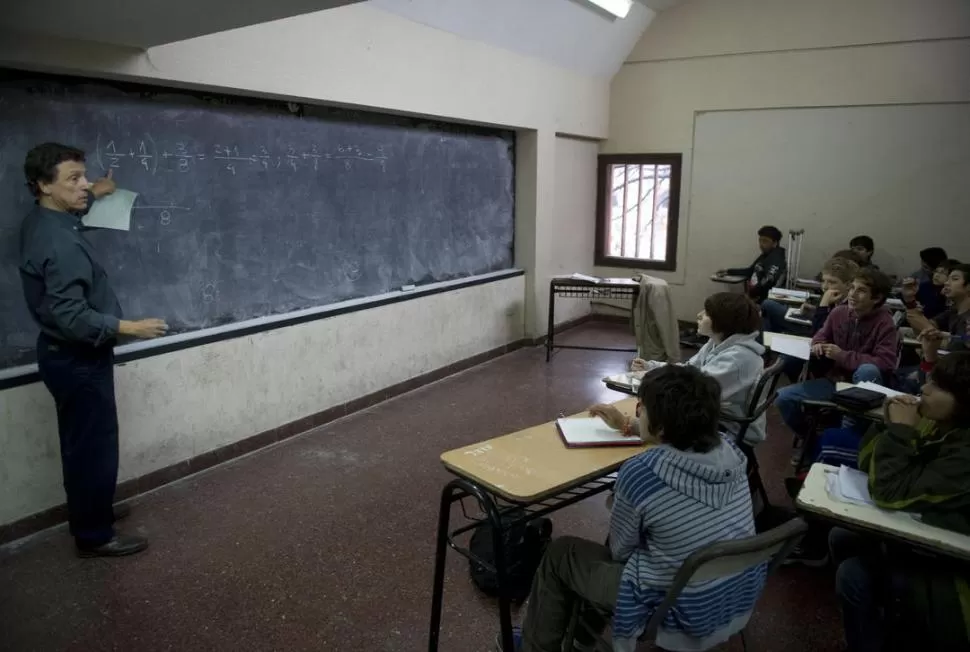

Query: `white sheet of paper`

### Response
(81, 189, 138, 231)
(837, 465, 874, 505)
(556, 417, 637, 446)
(854, 381, 910, 400)
(769, 334, 812, 360)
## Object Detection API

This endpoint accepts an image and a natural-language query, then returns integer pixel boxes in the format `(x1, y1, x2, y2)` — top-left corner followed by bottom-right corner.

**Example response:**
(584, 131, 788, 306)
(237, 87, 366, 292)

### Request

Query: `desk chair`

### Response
(721, 359, 786, 512)
(562, 517, 809, 652)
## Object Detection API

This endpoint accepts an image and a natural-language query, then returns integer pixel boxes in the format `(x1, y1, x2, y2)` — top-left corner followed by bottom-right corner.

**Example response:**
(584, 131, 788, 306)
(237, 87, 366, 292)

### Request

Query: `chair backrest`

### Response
(641, 517, 808, 642)
(720, 358, 785, 444)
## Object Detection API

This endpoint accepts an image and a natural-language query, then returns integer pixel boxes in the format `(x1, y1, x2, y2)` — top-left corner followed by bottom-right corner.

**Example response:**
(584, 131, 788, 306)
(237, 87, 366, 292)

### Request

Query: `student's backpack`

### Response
(468, 509, 553, 602)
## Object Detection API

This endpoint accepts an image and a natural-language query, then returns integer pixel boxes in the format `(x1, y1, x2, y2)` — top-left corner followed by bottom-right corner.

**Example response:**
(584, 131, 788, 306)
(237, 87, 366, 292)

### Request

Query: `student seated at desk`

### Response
(630, 292, 766, 444)
(831, 351, 970, 652)
(910, 246, 949, 285)
(716, 225, 786, 304)
(848, 235, 879, 271)
(910, 262, 970, 344)
(501, 366, 762, 652)
(895, 262, 967, 393)
(762, 256, 859, 340)
(901, 258, 959, 325)
(775, 269, 898, 436)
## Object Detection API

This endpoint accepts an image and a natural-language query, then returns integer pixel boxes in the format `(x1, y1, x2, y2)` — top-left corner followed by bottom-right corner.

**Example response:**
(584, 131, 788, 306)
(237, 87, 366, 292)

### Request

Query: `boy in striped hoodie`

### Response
(504, 366, 764, 652)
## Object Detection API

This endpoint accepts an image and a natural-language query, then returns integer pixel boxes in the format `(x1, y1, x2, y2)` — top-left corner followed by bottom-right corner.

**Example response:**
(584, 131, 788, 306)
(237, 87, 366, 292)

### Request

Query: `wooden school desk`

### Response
(796, 463, 970, 561)
(710, 273, 747, 289)
(429, 398, 646, 652)
(546, 277, 640, 362)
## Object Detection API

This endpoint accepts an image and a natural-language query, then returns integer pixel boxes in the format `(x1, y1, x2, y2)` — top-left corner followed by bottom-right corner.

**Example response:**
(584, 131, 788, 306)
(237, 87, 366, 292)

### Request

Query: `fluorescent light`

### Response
(587, 0, 633, 18)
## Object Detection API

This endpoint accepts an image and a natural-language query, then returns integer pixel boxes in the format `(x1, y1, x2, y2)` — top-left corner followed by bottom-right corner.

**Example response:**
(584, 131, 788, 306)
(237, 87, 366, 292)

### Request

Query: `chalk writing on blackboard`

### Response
(95, 133, 388, 176)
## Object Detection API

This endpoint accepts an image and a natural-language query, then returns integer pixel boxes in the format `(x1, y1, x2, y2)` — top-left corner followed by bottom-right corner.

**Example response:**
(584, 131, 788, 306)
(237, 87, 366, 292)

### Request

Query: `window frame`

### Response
(594, 153, 683, 272)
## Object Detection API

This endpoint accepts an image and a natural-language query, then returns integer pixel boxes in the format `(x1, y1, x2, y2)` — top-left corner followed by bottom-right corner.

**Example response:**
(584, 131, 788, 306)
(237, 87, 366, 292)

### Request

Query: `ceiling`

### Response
(0, 0, 678, 78)
(0, 0, 366, 49)
(369, 0, 657, 77)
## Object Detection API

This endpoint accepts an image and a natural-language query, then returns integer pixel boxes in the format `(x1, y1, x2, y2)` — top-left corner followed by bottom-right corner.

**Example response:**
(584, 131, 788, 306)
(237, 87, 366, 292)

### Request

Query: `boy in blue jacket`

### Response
(499, 366, 764, 652)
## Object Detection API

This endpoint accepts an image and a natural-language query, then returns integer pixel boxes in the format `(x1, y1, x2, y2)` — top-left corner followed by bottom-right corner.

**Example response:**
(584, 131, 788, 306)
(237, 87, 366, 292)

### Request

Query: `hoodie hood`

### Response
(649, 439, 748, 509)
(696, 332, 765, 362)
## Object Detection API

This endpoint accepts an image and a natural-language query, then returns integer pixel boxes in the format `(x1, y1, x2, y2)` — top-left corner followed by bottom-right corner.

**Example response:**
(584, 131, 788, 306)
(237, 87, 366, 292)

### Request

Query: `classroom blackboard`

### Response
(0, 71, 515, 370)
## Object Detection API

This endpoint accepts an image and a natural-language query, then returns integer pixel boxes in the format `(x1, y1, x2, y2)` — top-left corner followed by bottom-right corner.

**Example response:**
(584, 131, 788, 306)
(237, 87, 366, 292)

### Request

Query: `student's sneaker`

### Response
(783, 542, 830, 568)
(494, 626, 523, 652)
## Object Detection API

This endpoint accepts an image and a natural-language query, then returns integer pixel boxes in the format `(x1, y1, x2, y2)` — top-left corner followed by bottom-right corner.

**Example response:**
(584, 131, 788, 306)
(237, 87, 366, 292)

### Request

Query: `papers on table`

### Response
(853, 381, 910, 400)
(81, 188, 138, 231)
(553, 273, 638, 286)
(556, 417, 642, 448)
(603, 371, 647, 391)
(785, 307, 812, 326)
(768, 333, 812, 360)
(769, 288, 810, 301)
(825, 465, 874, 506)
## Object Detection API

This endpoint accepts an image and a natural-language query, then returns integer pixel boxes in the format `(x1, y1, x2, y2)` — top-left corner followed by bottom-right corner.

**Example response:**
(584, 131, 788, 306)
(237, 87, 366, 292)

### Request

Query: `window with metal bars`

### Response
(594, 153, 682, 271)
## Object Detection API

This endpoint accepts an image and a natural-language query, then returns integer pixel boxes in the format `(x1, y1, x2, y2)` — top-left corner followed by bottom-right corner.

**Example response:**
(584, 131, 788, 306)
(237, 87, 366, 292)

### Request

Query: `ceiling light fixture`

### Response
(586, 0, 633, 18)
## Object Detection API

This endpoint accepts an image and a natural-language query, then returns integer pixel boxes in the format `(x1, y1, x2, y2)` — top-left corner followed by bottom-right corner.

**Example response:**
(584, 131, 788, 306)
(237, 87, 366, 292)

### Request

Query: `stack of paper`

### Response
(769, 288, 810, 301)
(825, 466, 874, 506)
(553, 273, 637, 286)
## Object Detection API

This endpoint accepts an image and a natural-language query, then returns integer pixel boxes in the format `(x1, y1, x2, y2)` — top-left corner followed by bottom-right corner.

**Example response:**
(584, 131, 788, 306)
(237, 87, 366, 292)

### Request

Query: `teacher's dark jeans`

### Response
(36, 334, 119, 547)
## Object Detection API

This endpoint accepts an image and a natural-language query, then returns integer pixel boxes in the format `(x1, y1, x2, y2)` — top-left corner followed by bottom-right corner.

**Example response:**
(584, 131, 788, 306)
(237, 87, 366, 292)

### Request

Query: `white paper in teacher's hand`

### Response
(81, 188, 138, 231)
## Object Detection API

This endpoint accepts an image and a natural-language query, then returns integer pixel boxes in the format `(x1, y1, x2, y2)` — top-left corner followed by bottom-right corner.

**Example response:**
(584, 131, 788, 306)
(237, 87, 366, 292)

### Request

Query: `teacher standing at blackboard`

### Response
(18, 143, 168, 558)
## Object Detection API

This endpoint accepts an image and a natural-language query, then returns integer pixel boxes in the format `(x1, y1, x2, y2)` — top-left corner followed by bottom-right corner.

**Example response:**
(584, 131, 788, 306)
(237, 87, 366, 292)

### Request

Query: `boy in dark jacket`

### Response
(831, 351, 970, 652)
(775, 269, 898, 437)
(718, 225, 786, 303)
(849, 235, 879, 270)
(903, 258, 959, 326)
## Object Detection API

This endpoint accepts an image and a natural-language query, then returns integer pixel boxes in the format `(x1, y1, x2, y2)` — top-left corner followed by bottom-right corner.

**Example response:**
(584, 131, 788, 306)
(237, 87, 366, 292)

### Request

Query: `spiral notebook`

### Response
(556, 417, 642, 448)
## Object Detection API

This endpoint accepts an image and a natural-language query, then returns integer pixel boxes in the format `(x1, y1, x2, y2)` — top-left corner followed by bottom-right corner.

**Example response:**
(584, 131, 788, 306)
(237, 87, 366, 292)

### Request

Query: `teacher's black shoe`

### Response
(76, 534, 149, 558)
(113, 503, 131, 521)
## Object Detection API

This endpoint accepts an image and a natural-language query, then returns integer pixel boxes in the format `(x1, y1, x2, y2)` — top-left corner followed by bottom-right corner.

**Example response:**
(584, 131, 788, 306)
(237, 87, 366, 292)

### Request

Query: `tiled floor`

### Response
(0, 322, 844, 652)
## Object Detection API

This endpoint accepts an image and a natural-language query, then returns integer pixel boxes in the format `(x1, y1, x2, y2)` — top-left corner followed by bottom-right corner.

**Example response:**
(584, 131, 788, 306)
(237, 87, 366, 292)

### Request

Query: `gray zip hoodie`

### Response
(686, 332, 767, 444)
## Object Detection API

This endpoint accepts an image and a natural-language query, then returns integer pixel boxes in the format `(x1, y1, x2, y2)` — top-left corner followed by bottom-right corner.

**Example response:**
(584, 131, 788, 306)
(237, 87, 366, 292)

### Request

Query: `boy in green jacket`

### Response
(831, 351, 970, 652)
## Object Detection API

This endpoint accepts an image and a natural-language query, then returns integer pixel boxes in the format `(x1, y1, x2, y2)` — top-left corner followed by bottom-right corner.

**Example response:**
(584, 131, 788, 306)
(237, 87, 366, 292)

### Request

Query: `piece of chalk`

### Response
(401, 284, 416, 292)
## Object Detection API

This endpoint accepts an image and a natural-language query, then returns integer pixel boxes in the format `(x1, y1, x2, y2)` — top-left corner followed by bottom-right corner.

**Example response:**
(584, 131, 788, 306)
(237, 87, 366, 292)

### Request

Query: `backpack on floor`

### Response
(468, 509, 553, 602)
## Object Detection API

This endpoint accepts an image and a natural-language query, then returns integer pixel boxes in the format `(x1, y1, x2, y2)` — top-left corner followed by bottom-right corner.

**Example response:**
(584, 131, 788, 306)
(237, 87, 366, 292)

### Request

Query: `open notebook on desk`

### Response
(556, 417, 643, 448)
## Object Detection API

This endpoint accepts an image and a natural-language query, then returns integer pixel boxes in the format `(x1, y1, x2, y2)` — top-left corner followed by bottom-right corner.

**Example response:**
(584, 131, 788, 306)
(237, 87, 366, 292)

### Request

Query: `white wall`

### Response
(0, 277, 523, 526)
(602, 0, 970, 318)
(689, 104, 970, 283)
(542, 136, 599, 327)
(0, 3, 607, 527)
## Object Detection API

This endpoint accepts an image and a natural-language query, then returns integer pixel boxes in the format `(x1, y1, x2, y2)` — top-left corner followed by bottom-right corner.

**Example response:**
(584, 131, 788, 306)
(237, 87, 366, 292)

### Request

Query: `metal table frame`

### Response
(546, 278, 639, 362)
(428, 472, 618, 651)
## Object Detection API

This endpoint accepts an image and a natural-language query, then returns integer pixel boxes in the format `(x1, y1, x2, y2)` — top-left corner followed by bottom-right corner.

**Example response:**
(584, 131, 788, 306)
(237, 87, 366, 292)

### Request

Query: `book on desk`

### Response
(556, 417, 643, 448)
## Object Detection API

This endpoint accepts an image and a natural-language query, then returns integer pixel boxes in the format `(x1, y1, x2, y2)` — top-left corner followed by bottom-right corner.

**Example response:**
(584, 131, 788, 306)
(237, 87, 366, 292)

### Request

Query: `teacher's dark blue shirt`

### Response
(18, 192, 122, 348)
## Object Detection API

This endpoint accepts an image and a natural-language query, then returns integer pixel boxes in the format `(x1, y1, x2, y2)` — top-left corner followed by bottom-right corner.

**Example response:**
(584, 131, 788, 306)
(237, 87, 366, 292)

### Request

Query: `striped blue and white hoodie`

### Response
(609, 436, 764, 652)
